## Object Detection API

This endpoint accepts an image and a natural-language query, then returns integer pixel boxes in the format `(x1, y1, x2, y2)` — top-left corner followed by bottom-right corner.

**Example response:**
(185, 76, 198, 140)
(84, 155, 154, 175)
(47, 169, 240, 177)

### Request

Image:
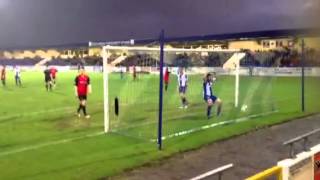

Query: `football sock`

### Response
(207, 106, 212, 117)
(77, 105, 82, 113)
(83, 106, 87, 116)
(182, 98, 187, 106)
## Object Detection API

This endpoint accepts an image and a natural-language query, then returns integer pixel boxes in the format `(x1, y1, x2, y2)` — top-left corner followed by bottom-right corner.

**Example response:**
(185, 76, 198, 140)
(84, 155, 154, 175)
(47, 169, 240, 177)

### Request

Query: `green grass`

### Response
(0, 71, 319, 179)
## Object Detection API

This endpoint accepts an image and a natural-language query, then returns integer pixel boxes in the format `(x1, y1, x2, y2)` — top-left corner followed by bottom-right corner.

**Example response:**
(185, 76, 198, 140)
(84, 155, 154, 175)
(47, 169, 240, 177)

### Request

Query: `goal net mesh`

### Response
(103, 46, 278, 142)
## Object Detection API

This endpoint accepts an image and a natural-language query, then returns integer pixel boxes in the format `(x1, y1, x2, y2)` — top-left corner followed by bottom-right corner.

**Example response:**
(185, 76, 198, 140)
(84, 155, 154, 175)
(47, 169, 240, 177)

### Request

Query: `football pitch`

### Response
(0, 71, 319, 179)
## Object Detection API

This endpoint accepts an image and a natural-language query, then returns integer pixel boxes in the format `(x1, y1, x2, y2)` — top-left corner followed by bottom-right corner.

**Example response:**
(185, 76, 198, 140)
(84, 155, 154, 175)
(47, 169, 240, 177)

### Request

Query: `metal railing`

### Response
(245, 166, 282, 180)
(283, 128, 320, 158)
(189, 163, 234, 180)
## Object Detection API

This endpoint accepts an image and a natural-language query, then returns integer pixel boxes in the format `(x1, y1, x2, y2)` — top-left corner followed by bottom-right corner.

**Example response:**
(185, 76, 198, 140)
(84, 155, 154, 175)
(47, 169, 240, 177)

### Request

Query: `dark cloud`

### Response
(0, 0, 318, 48)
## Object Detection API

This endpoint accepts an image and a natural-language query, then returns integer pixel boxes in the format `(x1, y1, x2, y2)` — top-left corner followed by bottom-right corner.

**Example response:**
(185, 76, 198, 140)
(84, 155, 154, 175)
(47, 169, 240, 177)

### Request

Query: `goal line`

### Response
(150, 110, 278, 142)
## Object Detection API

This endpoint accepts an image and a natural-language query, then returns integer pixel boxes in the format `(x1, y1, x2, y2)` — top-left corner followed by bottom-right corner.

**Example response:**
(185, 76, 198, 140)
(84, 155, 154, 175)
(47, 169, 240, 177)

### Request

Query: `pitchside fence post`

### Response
(158, 30, 165, 150)
(301, 38, 305, 112)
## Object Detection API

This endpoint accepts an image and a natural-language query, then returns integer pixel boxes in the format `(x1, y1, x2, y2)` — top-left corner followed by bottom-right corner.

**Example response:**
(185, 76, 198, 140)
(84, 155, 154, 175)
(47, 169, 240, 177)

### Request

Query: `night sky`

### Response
(0, 0, 319, 48)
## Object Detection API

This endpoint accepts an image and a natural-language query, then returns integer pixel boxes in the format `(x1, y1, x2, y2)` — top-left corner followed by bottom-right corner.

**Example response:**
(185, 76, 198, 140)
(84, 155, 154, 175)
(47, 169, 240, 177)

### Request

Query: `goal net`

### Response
(102, 46, 160, 140)
(102, 45, 278, 142)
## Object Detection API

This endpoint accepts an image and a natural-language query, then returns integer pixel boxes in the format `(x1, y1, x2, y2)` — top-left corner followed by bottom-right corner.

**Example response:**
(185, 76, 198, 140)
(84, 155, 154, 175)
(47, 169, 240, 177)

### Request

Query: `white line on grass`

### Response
(0, 132, 104, 157)
(113, 100, 274, 132)
(111, 101, 239, 132)
(0, 107, 74, 122)
(0, 102, 103, 123)
(150, 110, 278, 142)
(112, 95, 301, 132)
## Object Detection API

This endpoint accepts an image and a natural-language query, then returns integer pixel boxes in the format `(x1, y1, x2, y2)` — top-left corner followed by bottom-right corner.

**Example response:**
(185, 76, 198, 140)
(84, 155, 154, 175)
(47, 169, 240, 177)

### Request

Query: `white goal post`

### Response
(101, 45, 244, 133)
(223, 53, 246, 107)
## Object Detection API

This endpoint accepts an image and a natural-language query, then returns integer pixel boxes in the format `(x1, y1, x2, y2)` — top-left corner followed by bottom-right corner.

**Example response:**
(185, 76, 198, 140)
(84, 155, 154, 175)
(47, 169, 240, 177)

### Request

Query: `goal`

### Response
(101, 45, 249, 142)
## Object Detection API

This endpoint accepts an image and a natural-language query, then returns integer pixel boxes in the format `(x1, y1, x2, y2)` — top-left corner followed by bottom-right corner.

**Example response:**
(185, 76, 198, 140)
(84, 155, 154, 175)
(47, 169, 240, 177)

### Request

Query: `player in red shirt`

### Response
(74, 68, 92, 118)
(50, 67, 58, 87)
(1, 65, 6, 87)
(164, 67, 170, 91)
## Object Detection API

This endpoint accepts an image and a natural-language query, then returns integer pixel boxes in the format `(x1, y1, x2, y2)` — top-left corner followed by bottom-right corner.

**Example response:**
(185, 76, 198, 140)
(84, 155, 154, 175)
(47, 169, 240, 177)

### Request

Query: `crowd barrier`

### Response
(3, 66, 320, 77)
(247, 142, 320, 179)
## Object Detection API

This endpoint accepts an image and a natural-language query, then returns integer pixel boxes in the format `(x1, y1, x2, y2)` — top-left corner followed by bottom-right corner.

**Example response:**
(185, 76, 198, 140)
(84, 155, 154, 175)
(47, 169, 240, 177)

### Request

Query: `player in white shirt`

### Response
(203, 72, 222, 119)
(14, 66, 22, 87)
(177, 68, 188, 108)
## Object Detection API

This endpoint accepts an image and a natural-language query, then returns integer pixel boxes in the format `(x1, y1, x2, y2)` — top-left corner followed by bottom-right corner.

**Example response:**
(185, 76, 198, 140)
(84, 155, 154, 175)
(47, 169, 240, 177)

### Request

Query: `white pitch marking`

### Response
(0, 102, 103, 123)
(0, 132, 104, 157)
(150, 110, 278, 142)
(114, 95, 302, 132)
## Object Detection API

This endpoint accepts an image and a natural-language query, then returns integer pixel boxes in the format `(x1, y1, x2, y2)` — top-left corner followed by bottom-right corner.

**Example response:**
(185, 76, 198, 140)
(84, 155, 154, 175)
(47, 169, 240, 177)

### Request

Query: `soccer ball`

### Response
(241, 104, 248, 112)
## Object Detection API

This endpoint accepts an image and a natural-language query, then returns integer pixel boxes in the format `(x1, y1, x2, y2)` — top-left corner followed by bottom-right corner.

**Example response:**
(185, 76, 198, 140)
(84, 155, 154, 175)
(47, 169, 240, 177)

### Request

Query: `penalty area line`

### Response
(0, 102, 103, 123)
(0, 132, 105, 157)
(150, 110, 278, 142)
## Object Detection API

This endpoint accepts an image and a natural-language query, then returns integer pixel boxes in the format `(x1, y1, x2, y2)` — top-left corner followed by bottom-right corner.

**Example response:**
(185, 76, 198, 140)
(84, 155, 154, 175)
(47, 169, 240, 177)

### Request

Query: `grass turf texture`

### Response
(0, 71, 319, 179)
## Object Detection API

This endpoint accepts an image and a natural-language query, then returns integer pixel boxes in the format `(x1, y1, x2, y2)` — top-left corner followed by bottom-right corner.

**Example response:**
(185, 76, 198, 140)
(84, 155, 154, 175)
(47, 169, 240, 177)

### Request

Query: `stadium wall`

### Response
(112, 67, 320, 77)
(3, 66, 320, 77)
(187, 67, 320, 77)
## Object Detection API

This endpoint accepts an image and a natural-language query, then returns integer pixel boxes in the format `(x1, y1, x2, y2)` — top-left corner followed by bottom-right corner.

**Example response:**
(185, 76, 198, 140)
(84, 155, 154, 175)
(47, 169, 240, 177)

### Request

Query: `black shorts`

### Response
(179, 86, 187, 94)
(204, 95, 217, 103)
(45, 77, 52, 83)
(78, 95, 87, 101)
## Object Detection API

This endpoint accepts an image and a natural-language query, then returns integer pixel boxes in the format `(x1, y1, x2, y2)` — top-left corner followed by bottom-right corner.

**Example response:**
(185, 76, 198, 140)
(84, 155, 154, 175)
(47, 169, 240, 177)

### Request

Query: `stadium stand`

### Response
(117, 54, 158, 67)
(1, 49, 319, 67)
(113, 49, 320, 68)
(0, 58, 42, 66)
(47, 57, 102, 66)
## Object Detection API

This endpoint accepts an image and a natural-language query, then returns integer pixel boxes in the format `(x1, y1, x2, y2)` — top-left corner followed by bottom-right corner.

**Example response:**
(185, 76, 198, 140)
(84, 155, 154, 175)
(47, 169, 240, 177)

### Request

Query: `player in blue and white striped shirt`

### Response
(177, 68, 188, 108)
(14, 66, 22, 87)
(203, 72, 222, 119)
